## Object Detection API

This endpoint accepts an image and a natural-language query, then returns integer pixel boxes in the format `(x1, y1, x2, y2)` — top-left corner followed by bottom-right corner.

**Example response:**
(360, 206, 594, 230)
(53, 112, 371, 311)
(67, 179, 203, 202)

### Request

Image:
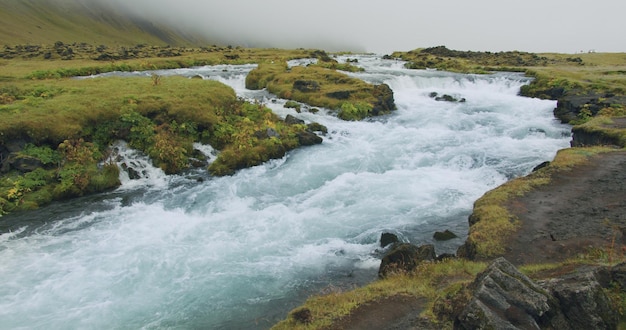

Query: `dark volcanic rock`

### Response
(9, 154, 45, 173)
(284, 114, 305, 125)
(539, 270, 619, 330)
(293, 80, 320, 93)
(380, 232, 399, 248)
(455, 258, 564, 330)
(371, 83, 396, 115)
(554, 91, 626, 123)
(307, 122, 328, 134)
(433, 230, 458, 241)
(326, 90, 352, 100)
(296, 131, 322, 146)
(532, 161, 551, 172)
(455, 258, 619, 330)
(378, 243, 435, 278)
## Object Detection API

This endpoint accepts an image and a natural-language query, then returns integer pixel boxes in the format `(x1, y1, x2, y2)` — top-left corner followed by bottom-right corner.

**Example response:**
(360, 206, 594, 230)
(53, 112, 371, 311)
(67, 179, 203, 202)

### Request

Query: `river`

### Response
(0, 55, 571, 329)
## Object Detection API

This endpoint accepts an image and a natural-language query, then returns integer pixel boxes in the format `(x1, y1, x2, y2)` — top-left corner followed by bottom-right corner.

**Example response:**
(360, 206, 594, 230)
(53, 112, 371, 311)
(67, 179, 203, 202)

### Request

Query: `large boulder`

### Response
(454, 258, 619, 330)
(539, 269, 619, 330)
(380, 232, 399, 248)
(284, 114, 305, 125)
(371, 83, 396, 115)
(296, 131, 322, 146)
(378, 243, 435, 278)
(456, 258, 562, 329)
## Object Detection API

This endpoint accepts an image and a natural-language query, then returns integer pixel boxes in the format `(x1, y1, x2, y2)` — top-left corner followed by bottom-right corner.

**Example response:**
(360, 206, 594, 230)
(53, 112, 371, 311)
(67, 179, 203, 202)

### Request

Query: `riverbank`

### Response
(272, 48, 626, 329)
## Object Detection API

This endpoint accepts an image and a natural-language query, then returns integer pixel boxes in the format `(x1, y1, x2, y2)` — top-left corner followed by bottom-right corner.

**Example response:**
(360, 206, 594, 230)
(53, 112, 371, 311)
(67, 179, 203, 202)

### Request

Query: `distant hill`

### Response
(0, 0, 212, 46)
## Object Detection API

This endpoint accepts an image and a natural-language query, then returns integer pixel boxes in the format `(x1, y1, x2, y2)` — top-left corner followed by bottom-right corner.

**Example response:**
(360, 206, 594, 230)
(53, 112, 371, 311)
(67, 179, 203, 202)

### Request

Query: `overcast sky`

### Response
(107, 0, 625, 54)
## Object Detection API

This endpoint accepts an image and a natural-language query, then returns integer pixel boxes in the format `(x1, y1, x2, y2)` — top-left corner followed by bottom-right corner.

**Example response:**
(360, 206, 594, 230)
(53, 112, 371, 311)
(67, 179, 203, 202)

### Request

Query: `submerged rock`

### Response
(433, 230, 458, 241)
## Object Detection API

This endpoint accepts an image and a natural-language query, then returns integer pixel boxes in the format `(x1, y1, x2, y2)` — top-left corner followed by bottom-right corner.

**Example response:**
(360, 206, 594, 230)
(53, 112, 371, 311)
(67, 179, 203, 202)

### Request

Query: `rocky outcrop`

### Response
(554, 92, 626, 123)
(453, 258, 621, 330)
(540, 269, 618, 329)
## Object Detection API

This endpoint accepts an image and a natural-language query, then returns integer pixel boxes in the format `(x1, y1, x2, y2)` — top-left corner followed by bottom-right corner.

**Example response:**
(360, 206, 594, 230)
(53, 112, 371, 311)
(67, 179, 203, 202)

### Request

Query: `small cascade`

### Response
(111, 141, 168, 189)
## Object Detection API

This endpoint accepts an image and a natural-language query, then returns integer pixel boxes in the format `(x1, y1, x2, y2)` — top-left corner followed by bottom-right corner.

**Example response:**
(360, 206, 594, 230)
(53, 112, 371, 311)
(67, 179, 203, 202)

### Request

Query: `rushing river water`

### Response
(0, 55, 571, 329)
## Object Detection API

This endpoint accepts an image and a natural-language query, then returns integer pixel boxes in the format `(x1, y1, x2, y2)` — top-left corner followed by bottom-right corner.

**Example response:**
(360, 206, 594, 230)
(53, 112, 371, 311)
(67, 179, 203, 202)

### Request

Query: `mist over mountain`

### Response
(82, 0, 626, 54)
(2, 0, 625, 54)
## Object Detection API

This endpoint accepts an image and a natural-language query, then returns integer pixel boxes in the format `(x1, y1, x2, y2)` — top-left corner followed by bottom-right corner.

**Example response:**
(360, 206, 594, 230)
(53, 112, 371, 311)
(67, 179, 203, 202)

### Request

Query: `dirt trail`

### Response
(504, 150, 626, 265)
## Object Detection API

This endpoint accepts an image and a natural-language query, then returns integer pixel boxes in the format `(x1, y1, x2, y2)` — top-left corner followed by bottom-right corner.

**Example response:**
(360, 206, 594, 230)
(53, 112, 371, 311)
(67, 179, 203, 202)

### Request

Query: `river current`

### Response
(0, 55, 571, 329)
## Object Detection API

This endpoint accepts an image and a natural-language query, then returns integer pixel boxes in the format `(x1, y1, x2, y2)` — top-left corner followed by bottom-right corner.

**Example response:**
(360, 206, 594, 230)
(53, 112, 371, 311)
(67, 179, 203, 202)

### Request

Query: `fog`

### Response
(103, 0, 625, 54)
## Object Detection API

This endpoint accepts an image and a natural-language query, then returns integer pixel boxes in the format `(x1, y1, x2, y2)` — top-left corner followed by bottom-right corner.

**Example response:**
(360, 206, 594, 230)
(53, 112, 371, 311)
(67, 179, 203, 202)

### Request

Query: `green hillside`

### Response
(0, 0, 210, 46)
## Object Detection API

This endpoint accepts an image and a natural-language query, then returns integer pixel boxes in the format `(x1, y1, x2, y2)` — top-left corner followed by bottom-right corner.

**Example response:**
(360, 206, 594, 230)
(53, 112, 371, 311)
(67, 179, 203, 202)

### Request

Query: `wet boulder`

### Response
(5, 154, 45, 173)
(539, 269, 618, 329)
(380, 232, 399, 248)
(433, 230, 458, 241)
(371, 83, 396, 115)
(455, 258, 564, 330)
(378, 243, 436, 278)
(307, 122, 328, 134)
(296, 131, 322, 146)
(455, 258, 618, 330)
(284, 114, 305, 125)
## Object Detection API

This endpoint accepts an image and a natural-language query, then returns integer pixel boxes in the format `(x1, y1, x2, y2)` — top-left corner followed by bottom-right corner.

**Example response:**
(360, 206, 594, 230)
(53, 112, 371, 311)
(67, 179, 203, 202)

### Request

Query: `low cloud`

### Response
(93, 0, 625, 54)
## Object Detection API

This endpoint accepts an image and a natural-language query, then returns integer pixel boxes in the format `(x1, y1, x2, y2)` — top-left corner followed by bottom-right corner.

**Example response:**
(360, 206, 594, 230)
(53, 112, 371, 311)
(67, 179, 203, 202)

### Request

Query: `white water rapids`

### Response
(0, 56, 571, 329)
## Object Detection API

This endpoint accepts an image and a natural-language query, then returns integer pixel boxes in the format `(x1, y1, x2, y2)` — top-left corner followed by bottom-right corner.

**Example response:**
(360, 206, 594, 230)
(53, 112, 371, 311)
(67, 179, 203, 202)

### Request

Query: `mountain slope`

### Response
(0, 0, 211, 46)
